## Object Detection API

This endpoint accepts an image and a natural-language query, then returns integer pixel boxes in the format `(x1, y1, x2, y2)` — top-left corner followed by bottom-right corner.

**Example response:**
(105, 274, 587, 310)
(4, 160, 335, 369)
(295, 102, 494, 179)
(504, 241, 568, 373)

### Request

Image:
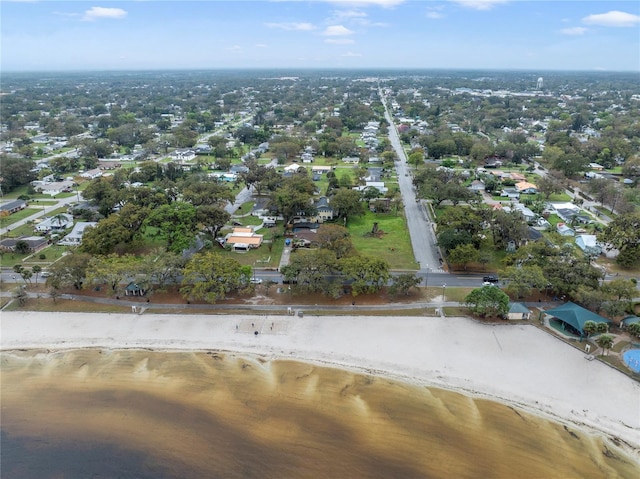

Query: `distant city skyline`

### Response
(2, 0, 639, 72)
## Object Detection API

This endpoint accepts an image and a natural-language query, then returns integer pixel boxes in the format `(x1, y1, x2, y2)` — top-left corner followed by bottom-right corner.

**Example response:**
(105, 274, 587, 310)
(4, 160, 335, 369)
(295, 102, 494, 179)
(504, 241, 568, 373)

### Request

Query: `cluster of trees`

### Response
(80, 171, 232, 254)
(413, 165, 479, 208)
(598, 212, 640, 268)
(433, 200, 529, 270)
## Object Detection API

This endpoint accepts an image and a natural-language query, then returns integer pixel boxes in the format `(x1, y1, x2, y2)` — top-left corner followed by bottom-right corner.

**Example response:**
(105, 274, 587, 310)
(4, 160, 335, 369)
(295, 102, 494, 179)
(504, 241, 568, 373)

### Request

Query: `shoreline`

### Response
(1, 311, 639, 456)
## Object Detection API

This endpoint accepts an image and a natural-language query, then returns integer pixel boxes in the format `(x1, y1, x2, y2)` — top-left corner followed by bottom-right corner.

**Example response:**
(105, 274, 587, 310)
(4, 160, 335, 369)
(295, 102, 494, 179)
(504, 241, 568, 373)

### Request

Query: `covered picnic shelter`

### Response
(545, 302, 611, 336)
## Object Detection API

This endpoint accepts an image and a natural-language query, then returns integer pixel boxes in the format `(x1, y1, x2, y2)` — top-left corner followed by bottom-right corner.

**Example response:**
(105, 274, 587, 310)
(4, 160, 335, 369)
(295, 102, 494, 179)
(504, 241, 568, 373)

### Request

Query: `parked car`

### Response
(483, 275, 499, 283)
(249, 278, 263, 284)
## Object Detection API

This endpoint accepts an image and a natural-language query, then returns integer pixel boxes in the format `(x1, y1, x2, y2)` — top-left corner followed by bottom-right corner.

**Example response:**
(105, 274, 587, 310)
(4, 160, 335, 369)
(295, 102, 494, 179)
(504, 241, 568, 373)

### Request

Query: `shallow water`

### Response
(1, 349, 637, 479)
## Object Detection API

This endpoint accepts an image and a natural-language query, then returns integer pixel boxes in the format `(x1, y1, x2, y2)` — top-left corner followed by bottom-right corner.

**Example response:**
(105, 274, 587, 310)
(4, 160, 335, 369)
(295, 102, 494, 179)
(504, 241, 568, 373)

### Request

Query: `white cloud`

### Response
(82, 6, 127, 21)
(582, 11, 640, 28)
(329, 9, 368, 21)
(255, 44, 268, 48)
(450, 0, 509, 11)
(322, 25, 354, 36)
(560, 27, 588, 36)
(341, 51, 363, 57)
(426, 11, 444, 20)
(265, 22, 315, 31)
(323, 0, 404, 7)
(325, 38, 355, 44)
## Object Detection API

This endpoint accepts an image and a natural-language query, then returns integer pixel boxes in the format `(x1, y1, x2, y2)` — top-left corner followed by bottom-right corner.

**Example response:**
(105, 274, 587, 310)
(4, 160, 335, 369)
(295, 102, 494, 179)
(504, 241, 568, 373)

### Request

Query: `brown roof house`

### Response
(224, 227, 263, 252)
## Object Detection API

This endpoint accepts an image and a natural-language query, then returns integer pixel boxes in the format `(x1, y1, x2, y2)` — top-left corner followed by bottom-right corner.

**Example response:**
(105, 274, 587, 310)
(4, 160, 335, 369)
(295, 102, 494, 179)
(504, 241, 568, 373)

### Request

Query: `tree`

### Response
(537, 176, 563, 200)
(14, 240, 31, 254)
(330, 188, 365, 225)
(316, 224, 355, 259)
(281, 249, 338, 294)
(595, 322, 609, 334)
(602, 279, 636, 301)
(32, 265, 42, 285)
(47, 251, 92, 290)
(81, 216, 135, 255)
(408, 150, 424, 169)
(573, 285, 608, 313)
(13, 286, 28, 306)
(0, 157, 36, 193)
(599, 212, 640, 268)
(464, 286, 510, 318)
(145, 202, 197, 253)
(340, 255, 390, 296)
(196, 205, 230, 241)
(270, 177, 316, 225)
(627, 322, 640, 339)
(595, 334, 614, 356)
(389, 273, 422, 296)
(437, 228, 474, 254)
(181, 177, 233, 207)
(582, 320, 598, 338)
(85, 254, 141, 294)
(448, 244, 479, 271)
(501, 265, 546, 299)
(142, 250, 185, 290)
(180, 251, 250, 303)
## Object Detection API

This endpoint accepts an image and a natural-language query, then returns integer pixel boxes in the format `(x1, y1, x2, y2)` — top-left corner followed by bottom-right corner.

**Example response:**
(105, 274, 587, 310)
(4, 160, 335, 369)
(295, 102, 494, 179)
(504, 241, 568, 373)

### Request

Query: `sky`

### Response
(1, 0, 639, 72)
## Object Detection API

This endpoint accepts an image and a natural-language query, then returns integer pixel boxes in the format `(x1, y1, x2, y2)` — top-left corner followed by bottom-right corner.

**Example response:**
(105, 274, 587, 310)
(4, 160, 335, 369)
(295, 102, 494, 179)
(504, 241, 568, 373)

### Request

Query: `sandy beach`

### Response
(1, 311, 639, 454)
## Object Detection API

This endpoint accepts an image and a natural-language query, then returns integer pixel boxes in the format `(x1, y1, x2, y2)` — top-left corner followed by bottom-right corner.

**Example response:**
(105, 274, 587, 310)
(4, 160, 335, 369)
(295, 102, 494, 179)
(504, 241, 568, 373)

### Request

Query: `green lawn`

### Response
(347, 211, 417, 270)
(0, 208, 42, 228)
(1, 244, 71, 269)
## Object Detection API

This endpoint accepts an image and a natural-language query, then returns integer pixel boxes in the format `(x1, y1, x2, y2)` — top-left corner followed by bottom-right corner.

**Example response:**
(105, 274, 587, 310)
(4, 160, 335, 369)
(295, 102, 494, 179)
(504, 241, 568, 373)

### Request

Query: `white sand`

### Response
(1, 311, 639, 451)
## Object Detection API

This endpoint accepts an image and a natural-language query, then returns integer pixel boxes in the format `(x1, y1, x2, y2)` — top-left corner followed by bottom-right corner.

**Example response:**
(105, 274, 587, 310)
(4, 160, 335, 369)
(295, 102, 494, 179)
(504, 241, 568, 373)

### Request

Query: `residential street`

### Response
(381, 90, 443, 279)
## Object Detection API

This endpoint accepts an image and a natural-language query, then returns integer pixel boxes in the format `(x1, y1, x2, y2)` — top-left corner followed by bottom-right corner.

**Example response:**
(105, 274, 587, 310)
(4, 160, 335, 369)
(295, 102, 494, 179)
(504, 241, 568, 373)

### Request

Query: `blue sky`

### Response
(2, 0, 639, 71)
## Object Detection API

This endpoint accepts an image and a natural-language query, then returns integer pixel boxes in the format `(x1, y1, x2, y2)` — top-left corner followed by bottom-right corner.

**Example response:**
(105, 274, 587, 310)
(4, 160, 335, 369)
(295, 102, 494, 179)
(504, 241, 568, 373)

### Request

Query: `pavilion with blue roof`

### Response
(545, 302, 611, 336)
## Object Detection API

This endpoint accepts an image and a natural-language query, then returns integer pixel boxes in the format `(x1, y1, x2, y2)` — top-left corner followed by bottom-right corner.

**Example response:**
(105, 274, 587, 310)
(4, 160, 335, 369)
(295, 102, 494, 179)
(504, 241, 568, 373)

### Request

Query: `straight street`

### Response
(380, 89, 443, 279)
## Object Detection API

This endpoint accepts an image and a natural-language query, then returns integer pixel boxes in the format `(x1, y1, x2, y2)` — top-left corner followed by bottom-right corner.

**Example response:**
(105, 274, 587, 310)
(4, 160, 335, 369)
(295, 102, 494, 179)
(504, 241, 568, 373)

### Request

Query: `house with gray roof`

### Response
(0, 199, 27, 216)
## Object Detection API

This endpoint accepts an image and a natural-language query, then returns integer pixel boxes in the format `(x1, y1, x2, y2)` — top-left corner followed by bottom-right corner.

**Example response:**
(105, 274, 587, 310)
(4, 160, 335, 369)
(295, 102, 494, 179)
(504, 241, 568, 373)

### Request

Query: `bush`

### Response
(39, 253, 46, 260)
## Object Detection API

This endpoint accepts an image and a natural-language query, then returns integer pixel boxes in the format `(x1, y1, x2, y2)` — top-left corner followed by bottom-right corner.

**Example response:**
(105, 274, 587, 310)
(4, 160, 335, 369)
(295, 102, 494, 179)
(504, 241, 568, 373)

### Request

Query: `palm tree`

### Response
(628, 322, 640, 339)
(583, 320, 597, 338)
(595, 334, 614, 356)
(595, 322, 609, 335)
(32, 265, 42, 285)
(51, 213, 69, 228)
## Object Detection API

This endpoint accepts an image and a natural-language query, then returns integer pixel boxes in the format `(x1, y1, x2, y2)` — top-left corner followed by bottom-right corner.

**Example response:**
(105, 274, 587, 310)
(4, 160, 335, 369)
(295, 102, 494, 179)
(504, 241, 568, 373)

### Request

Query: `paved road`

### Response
(380, 89, 442, 278)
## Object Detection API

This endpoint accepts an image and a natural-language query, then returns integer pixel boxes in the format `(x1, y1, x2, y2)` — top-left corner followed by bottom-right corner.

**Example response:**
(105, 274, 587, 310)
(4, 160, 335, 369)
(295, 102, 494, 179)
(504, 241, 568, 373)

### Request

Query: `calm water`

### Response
(1, 349, 638, 479)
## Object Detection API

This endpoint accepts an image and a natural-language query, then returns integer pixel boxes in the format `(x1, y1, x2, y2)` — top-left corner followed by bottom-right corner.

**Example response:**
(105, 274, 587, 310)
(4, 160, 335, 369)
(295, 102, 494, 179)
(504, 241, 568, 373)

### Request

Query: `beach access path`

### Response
(1, 311, 639, 453)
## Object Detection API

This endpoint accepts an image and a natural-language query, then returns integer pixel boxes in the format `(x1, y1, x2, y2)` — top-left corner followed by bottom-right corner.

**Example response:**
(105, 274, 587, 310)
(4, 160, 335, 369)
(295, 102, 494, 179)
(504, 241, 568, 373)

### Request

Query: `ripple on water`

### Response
(1, 349, 638, 479)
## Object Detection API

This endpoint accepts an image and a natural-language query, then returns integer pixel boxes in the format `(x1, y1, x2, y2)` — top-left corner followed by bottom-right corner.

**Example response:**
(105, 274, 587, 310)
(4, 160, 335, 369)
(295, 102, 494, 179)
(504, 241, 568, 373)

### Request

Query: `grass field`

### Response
(0, 208, 43, 228)
(347, 210, 417, 270)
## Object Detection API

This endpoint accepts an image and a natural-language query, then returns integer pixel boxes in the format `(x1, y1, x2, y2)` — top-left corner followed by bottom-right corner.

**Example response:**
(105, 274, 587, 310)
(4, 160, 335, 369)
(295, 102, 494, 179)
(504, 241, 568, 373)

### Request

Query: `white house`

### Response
(556, 222, 575, 236)
(35, 181, 75, 197)
(575, 235, 602, 256)
(80, 168, 102, 180)
(58, 222, 97, 245)
(284, 163, 303, 173)
(170, 149, 197, 163)
(35, 214, 74, 233)
(354, 181, 388, 194)
(342, 156, 360, 164)
(513, 203, 536, 223)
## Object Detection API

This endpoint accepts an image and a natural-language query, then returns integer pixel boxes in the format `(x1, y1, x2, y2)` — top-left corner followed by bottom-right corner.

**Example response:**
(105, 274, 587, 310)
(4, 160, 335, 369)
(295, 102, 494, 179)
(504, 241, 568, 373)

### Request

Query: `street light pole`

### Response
(442, 284, 446, 299)
(425, 265, 429, 289)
